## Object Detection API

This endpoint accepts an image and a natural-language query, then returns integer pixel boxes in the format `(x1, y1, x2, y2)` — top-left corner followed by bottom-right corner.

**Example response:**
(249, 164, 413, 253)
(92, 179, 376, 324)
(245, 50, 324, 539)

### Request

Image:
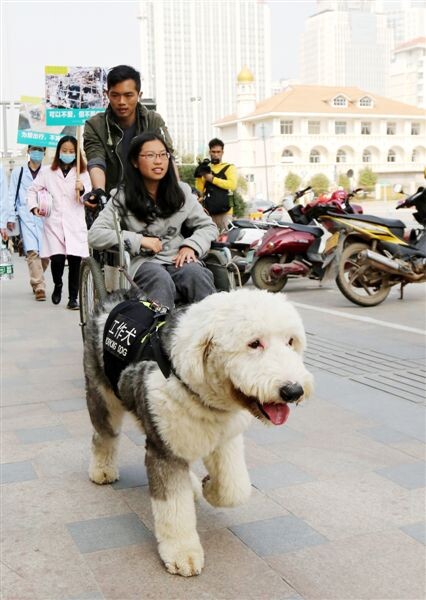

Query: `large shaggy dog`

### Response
(83, 288, 313, 576)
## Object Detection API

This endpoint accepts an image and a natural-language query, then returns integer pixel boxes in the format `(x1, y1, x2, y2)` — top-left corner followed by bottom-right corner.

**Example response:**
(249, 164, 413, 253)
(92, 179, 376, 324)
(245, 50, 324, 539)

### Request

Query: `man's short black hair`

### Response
(208, 138, 224, 149)
(107, 65, 141, 93)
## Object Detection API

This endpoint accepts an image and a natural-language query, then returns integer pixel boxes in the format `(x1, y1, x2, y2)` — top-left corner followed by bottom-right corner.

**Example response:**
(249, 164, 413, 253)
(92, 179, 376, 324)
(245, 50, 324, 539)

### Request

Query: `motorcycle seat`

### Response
(328, 212, 405, 230)
(275, 222, 323, 237)
(232, 219, 271, 230)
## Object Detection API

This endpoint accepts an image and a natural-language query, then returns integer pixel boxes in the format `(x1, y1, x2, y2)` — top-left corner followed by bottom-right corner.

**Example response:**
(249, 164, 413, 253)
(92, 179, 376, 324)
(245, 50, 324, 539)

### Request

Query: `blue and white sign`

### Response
(45, 66, 107, 126)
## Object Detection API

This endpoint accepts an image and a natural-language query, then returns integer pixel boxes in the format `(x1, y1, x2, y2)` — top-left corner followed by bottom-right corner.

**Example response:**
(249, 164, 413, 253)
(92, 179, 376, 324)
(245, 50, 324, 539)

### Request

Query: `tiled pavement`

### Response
(1, 258, 425, 600)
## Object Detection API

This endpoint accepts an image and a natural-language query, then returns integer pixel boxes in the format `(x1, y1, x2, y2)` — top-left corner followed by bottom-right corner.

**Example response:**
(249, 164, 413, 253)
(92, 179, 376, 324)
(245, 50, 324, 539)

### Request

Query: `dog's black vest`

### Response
(103, 299, 171, 396)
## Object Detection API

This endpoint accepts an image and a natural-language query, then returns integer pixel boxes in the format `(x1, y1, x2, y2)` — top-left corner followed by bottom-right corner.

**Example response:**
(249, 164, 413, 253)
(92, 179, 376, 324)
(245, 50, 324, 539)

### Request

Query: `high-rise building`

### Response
(389, 37, 426, 108)
(138, 0, 271, 157)
(300, 0, 393, 96)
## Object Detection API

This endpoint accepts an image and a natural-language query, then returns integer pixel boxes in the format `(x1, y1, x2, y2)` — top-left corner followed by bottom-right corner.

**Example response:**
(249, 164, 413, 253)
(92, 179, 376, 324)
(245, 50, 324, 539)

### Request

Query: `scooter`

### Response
(248, 189, 364, 293)
(217, 187, 313, 284)
(326, 185, 426, 306)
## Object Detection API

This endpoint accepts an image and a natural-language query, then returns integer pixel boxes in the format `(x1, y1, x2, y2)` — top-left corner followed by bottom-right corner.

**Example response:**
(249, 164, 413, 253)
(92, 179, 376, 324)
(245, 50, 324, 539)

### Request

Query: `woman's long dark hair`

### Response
(51, 135, 87, 171)
(120, 133, 184, 223)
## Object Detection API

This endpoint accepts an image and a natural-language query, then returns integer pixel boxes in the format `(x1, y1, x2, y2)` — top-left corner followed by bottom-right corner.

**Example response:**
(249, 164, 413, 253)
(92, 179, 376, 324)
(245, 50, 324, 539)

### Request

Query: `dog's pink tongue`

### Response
(263, 403, 290, 425)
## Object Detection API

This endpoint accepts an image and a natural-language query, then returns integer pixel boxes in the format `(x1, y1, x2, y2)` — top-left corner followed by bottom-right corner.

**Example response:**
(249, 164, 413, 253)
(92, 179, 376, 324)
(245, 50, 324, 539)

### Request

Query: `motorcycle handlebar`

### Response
(294, 186, 312, 199)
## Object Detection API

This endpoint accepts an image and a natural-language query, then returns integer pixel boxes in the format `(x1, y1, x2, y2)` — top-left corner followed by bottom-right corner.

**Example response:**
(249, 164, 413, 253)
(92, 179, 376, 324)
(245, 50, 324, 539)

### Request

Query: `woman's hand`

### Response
(1, 228, 9, 241)
(141, 236, 162, 254)
(75, 181, 84, 192)
(173, 246, 197, 268)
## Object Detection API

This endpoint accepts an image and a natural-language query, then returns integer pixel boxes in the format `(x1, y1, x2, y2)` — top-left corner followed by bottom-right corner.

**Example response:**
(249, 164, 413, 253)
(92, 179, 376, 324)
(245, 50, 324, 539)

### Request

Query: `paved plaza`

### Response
(1, 257, 425, 600)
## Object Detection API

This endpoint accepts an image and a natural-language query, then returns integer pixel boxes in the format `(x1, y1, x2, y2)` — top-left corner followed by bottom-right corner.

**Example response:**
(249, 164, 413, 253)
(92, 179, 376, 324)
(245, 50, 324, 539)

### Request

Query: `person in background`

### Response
(0, 165, 10, 242)
(27, 136, 91, 310)
(88, 133, 217, 309)
(195, 138, 238, 233)
(7, 146, 49, 301)
(83, 65, 174, 210)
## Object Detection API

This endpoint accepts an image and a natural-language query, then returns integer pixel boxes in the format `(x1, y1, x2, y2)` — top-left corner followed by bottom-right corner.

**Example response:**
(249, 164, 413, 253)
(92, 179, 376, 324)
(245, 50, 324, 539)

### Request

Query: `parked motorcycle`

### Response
(217, 187, 313, 285)
(329, 186, 426, 306)
(248, 189, 364, 293)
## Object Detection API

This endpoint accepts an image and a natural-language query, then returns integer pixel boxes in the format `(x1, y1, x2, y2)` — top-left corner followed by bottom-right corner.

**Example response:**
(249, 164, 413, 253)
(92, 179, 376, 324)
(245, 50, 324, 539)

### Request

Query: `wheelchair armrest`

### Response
(210, 241, 230, 250)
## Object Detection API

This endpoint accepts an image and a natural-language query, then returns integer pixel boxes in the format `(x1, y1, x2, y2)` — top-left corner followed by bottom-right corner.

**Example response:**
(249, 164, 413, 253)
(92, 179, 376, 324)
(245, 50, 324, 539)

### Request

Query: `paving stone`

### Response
(84, 529, 298, 599)
(249, 462, 313, 491)
(267, 530, 426, 600)
(48, 397, 87, 412)
(269, 472, 426, 541)
(1, 460, 38, 484)
(15, 424, 72, 444)
(358, 425, 415, 444)
(375, 461, 426, 489)
(230, 515, 328, 557)
(67, 513, 153, 553)
(125, 429, 146, 446)
(3, 525, 102, 600)
(111, 464, 149, 489)
(400, 521, 426, 545)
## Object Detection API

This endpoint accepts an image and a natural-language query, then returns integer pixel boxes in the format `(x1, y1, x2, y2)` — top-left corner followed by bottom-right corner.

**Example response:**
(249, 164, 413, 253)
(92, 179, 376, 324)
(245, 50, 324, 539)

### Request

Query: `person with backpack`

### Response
(195, 138, 238, 233)
(7, 146, 49, 301)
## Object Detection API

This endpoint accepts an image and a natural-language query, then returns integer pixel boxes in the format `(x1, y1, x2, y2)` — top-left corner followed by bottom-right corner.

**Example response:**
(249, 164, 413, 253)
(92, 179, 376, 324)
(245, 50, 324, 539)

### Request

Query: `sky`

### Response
(1, 0, 316, 101)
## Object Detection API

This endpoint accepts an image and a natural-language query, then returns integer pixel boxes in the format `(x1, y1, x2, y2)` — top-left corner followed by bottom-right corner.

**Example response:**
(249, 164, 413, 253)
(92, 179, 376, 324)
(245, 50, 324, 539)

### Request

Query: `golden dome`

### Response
(237, 66, 254, 83)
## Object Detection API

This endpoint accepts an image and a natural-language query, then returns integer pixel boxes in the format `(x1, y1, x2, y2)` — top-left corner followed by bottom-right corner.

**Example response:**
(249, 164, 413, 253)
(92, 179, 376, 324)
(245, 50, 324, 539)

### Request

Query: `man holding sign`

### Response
(83, 65, 173, 203)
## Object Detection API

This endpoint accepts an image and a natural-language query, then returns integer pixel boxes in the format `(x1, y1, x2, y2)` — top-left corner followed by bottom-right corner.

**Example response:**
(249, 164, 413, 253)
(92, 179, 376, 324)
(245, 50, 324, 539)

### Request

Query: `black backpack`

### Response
(204, 165, 232, 215)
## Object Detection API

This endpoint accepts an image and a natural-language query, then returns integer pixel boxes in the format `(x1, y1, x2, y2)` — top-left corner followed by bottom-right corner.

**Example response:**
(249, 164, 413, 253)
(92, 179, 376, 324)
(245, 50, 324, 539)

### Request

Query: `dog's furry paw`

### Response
(159, 538, 204, 577)
(202, 474, 251, 507)
(89, 463, 119, 485)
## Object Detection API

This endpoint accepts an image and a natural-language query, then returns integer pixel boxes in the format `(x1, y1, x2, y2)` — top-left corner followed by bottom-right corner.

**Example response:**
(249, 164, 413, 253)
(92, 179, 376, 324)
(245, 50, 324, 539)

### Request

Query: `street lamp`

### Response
(190, 96, 201, 162)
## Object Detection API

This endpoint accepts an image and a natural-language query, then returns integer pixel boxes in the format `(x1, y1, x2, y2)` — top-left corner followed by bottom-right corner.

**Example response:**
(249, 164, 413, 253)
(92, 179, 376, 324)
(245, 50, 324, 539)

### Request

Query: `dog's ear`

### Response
(191, 335, 213, 384)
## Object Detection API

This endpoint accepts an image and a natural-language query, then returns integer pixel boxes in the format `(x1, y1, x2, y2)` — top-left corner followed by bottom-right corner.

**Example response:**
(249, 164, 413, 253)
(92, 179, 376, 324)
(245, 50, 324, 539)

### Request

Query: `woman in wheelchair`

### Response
(87, 133, 218, 309)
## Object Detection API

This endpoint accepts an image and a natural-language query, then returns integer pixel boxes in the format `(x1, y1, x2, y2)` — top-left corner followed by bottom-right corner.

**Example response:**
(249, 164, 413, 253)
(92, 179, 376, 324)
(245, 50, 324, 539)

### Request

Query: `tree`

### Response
(337, 173, 350, 191)
(285, 172, 301, 193)
(178, 164, 196, 188)
(358, 167, 377, 191)
(308, 173, 330, 195)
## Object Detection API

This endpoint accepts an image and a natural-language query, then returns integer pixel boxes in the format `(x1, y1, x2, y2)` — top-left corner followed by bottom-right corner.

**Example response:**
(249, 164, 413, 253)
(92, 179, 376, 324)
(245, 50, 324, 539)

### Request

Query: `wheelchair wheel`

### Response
(204, 249, 238, 292)
(79, 257, 108, 341)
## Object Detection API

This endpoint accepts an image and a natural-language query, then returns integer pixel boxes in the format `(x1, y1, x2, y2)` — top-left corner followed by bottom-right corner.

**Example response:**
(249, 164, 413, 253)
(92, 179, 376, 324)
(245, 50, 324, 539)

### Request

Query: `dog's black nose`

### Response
(279, 383, 304, 403)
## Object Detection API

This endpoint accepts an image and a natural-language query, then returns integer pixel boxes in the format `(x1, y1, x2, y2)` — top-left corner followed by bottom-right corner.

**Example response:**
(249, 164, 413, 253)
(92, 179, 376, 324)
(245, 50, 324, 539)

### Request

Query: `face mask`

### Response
(29, 150, 44, 163)
(60, 153, 75, 164)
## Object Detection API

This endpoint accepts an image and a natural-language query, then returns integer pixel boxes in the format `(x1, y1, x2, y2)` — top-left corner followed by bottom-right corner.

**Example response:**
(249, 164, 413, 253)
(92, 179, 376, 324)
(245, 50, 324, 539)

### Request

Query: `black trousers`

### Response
(50, 254, 81, 301)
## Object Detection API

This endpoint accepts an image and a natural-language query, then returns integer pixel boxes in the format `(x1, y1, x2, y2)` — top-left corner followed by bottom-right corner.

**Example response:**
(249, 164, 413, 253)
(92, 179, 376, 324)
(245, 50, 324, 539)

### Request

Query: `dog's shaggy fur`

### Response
(83, 288, 313, 576)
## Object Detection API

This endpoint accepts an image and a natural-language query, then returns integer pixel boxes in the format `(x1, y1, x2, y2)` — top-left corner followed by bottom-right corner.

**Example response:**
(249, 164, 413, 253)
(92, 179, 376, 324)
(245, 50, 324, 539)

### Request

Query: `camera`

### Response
(193, 158, 211, 178)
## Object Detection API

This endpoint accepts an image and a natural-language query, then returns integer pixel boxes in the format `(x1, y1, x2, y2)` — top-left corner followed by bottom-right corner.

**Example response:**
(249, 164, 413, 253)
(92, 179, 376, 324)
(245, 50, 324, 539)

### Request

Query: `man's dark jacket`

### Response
(83, 103, 174, 193)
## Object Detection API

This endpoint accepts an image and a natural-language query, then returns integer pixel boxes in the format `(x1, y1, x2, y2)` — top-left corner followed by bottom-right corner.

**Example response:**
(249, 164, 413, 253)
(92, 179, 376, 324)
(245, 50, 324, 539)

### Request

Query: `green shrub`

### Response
(285, 172, 302, 193)
(337, 173, 350, 191)
(308, 173, 330, 195)
(358, 167, 377, 192)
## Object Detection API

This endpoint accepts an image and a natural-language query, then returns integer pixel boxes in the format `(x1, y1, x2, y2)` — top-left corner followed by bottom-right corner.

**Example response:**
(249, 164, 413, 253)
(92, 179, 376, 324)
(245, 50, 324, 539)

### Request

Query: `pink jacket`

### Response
(27, 165, 91, 258)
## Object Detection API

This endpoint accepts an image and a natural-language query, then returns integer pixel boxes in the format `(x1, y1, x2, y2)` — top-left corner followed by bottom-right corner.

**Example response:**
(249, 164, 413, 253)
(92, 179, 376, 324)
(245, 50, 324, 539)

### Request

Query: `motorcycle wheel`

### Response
(336, 242, 391, 307)
(251, 257, 288, 293)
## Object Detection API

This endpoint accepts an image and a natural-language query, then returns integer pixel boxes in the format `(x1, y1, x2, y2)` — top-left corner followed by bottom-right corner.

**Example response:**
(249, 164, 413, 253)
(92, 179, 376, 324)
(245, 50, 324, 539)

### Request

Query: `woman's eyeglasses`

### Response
(138, 152, 170, 161)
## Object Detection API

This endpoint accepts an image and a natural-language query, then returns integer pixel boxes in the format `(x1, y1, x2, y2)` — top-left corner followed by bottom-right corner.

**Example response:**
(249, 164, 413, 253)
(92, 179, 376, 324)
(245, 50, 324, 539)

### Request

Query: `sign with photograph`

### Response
(45, 66, 107, 126)
(16, 96, 76, 148)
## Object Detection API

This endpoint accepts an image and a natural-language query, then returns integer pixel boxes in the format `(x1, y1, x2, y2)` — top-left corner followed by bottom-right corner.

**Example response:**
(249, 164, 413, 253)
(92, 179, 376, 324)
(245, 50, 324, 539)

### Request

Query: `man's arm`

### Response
(204, 164, 238, 192)
(87, 166, 106, 191)
(83, 118, 107, 191)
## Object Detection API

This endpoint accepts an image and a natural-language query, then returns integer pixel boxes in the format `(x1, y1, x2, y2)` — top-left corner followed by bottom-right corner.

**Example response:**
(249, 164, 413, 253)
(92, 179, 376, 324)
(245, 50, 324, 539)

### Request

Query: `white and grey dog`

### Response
(83, 288, 313, 577)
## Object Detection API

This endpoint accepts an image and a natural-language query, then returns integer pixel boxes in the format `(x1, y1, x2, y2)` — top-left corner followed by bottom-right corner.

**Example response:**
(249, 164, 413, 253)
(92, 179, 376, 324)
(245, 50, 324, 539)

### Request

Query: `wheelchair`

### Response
(79, 207, 241, 341)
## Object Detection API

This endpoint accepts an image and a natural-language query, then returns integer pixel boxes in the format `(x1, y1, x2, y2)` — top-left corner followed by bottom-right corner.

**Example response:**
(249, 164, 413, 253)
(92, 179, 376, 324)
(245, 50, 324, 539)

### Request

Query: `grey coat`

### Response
(88, 182, 218, 277)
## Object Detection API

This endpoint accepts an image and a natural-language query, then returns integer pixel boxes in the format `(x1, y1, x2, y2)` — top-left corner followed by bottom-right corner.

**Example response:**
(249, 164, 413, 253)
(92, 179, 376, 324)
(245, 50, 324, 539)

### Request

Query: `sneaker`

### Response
(67, 299, 79, 310)
(35, 289, 46, 301)
(51, 284, 63, 305)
